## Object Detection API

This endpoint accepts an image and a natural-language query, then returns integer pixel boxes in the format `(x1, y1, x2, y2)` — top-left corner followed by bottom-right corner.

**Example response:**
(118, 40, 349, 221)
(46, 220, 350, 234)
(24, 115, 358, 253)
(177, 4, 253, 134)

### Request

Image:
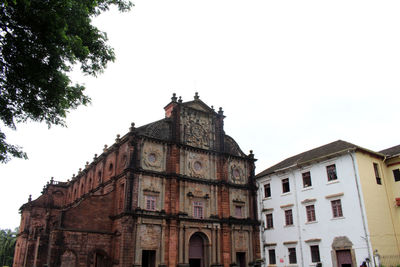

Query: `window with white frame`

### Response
(145, 195, 156, 211)
(193, 201, 204, 219)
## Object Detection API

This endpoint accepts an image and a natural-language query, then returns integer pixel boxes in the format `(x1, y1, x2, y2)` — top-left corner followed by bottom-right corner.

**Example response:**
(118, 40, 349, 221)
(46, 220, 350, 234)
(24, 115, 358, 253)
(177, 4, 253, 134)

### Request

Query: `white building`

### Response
(256, 140, 376, 267)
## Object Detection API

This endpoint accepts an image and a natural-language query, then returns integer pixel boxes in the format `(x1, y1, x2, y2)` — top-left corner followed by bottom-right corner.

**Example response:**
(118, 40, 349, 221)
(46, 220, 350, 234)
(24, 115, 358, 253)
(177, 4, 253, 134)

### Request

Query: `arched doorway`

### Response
(88, 250, 111, 267)
(332, 236, 356, 267)
(189, 232, 209, 267)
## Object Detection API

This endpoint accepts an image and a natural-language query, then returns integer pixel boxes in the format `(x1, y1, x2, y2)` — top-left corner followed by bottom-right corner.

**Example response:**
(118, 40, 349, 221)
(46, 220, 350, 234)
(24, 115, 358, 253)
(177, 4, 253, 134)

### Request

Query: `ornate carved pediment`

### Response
(181, 109, 214, 149)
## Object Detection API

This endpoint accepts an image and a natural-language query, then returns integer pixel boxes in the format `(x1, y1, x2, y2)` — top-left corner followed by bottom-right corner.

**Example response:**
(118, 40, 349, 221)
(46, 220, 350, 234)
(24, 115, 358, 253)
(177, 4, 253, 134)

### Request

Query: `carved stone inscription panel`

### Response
(181, 110, 214, 149)
(228, 159, 248, 184)
(140, 224, 161, 249)
(234, 231, 249, 251)
(141, 142, 166, 172)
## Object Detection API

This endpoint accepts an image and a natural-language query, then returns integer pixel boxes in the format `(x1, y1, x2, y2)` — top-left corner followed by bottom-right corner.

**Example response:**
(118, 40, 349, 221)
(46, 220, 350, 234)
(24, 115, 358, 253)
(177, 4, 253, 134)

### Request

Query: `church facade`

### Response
(13, 93, 261, 267)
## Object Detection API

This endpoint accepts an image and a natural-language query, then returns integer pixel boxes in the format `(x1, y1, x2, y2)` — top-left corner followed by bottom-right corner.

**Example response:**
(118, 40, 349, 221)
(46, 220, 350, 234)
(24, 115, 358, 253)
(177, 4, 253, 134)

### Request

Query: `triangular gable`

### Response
(183, 100, 215, 113)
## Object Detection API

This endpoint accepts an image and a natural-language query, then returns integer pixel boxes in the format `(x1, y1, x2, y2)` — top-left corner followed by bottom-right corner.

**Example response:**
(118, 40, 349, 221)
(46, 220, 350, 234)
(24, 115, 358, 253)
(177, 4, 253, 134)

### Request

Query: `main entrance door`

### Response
(142, 250, 156, 267)
(236, 252, 246, 267)
(189, 233, 206, 267)
(336, 249, 352, 267)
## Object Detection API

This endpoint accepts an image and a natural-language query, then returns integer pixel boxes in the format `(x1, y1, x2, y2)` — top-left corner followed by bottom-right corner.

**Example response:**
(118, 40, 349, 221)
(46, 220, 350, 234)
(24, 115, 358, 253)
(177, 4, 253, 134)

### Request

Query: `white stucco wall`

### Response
(257, 153, 372, 267)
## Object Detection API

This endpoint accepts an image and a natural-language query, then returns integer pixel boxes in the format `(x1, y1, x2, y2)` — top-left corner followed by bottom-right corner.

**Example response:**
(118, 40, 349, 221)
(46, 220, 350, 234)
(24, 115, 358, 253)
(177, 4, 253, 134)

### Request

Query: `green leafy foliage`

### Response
(0, 0, 133, 163)
(0, 228, 17, 266)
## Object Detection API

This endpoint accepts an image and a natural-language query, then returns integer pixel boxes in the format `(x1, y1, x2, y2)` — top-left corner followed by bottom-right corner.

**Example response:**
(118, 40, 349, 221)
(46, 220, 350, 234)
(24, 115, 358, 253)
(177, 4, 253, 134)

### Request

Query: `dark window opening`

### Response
(268, 249, 276, 265)
(266, 213, 273, 229)
(282, 178, 290, 193)
(326, 164, 338, 181)
(236, 252, 246, 267)
(393, 169, 400, 182)
(302, 171, 312, 188)
(288, 247, 297, 264)
(285, 209, 293, 226)
(264, 183, 271, 198)
(331, 199, 343, 218)
(306, 205, 316, 222)
(310, 245, 321, 263)
(374, 163, 382, 185)
(142, 250, 155, 267)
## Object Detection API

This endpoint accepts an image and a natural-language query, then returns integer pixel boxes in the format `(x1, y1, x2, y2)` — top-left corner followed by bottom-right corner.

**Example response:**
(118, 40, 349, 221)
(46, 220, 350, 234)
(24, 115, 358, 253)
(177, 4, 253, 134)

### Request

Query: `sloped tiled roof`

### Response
(136, 118, 172, 140)
(256, 140, 380, 178)
(379, 145, 400, 157)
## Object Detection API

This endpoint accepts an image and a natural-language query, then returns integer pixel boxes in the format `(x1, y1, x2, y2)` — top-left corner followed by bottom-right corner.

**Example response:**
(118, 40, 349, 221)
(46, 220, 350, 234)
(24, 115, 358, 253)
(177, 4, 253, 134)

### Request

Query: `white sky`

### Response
(1, 0, 399, 230)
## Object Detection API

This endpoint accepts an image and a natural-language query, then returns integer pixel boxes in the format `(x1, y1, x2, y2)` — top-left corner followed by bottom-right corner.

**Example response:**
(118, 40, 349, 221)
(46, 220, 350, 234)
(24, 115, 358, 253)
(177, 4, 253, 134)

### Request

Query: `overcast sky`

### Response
(1, 0, 399, 230)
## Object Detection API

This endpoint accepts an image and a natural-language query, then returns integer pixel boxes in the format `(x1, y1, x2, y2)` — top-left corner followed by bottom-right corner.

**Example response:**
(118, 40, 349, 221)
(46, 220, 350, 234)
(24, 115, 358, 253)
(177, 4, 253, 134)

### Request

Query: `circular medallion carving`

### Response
(192, 123, 204, 138)
(148, 153, 157, 163)
(143, 145, 163, 170)
(194, 161, 202, 172)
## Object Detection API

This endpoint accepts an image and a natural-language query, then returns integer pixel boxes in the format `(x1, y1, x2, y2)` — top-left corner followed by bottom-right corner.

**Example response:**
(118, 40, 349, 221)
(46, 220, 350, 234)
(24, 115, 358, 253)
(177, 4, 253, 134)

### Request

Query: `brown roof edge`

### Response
(256, 140, 385, 179)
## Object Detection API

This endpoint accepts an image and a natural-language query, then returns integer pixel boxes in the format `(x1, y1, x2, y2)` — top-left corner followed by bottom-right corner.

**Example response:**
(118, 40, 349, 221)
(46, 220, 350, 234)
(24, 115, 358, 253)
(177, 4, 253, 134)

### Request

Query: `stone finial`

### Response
(86, 161, 89, 168)
(93, 154, 98, 160)
(115, 134, 121, 142)
(178, 96, 183, 103)
(211, 105, 214, 111)
(218, 107, 224, 115)
(130, 122, 135, 132)
(103, 144, 108, 152)
(78, 168, 82, 174)
(28, 194, 32, 202)
(171, 93, 177, 102)
(50, 177, 54, 184)
(249, 150, 254, 158)
(194, 92, 199, 100)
